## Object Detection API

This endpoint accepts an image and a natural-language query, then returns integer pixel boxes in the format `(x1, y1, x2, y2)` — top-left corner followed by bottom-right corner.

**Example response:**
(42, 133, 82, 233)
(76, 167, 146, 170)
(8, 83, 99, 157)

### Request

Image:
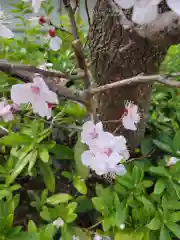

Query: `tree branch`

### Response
(87, 73, 180, 96)
(63, 0, 91, 89)
(0, 59, 84, 80)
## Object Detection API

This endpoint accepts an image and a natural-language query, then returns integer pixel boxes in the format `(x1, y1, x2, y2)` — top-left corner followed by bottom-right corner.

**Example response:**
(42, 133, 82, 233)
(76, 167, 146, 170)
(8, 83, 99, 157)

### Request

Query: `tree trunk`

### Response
(89, 0, 180, 151)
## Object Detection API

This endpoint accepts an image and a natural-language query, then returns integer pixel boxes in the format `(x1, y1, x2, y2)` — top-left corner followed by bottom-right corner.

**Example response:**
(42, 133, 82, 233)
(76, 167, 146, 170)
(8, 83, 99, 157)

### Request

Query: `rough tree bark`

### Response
(88, 0, 180, 151)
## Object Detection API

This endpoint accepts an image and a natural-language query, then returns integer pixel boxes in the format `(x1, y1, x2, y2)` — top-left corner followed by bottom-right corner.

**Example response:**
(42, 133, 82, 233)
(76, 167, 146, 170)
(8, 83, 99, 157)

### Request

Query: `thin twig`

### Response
(85, 0, 91, 26)
(62, 0, 79, 40)
(88, 73, 180, 96)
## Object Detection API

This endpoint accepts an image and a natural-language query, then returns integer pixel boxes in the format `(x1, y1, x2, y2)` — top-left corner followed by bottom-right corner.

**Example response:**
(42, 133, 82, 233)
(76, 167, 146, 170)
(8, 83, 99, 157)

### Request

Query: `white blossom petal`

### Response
(122, 115, 137, 130)
(0, 24, 14, 39)
(166, 0, 180, 15)
(11, 83, 32, 104)
(81, 150, 94, 167)
(114, 164, 127, 176)
(81, 121, 103, 146)
(32, 100, 50, 118)
(49, 36, 62, 51)
(115, 0, 135, 9)
(3, 112, 14, 122)
(132, 3, 158, 24)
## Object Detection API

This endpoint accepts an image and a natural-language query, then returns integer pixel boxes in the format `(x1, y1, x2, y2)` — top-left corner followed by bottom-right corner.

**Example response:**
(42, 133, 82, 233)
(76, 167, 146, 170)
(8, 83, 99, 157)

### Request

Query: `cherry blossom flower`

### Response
(116, 0, 161, 24)
(122, 101, 140, 131)
(166, 0, 180, 16)
(0, 7, 14, 38)
(48, 28, 62, 51)
(167, 157, 179, 167)
(81, 121, 103, 147)
(0, 101, 14, 122)
(52, 217, 64, 228)
(11, 75, 58, 119)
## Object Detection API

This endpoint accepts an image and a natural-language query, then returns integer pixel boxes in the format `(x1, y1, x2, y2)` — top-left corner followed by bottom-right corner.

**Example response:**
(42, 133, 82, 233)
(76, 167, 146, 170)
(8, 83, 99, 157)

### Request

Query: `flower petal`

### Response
(0, 24, 14, 39)
(11, 83, 32, 104)
(81, 150, 94, 166)
(132, 3, 158, 24)
(49, 36, 62, 51)
(122, 115, 137, 131)
(115, 0, 135, 9)
(32, 100, 50, 118)
(3, 112, 14, 122)
(114, 164, 127, 176)
(166, 0, 180, 15)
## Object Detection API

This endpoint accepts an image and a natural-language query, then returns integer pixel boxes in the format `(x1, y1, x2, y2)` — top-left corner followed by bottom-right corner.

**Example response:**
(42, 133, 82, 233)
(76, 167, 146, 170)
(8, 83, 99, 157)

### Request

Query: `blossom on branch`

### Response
(48, 28, 62, 51)
(11, 74, 58, 119)
(121, 101, 140, 131)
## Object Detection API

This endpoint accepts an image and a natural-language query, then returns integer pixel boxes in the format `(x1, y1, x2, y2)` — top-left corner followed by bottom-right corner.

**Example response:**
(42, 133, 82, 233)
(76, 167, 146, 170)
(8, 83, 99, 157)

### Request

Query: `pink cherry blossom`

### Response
(122, 101, 140, 131)
(81, 121, 103, 146)
(0, 101, 14, 122)
(11, 75, 58, 119)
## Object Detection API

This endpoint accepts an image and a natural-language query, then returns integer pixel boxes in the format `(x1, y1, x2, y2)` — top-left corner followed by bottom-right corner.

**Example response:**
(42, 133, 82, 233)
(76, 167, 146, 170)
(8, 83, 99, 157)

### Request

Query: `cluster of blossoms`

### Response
(80, 102, 140, 176)
(81, 121, 129, 176)
(116, 0, 180, 24)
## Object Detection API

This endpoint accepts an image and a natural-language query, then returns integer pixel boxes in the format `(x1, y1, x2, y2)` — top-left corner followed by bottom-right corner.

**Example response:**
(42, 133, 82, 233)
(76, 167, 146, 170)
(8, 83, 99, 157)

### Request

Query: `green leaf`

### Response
(153, 139, 173, 153)
(149, 166, 170, 177)
(39, 161, 55, 193)
(46, 193, 72, 205)
(28, 149, 38, 176)
(115, 231, 144, 240)
(141, 137, 154, 155)
(0, 133, 32, 146)
(164, 200, 180, 210)
(154, 178, 166, 195)
(73, 176, 87, 194)
(39, 147, 49, 163)
(50, 144, 74, 160)
(64, 101, 87, 118)
(160, 225, 172, 240)
(147, 215, 161, 230)
(173, 131, 180, 152)
(28, 220, 37, 233)
(132, 165, 144, 184)
(102, 216, 113, 231)
(169, 211, 180, 222)
(74, 134, 89, 179)
(92, 197, 104, 213)
(166, 222, 180, 238)
(7, 150, 35, 185)
(72, 227, 91, 240)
